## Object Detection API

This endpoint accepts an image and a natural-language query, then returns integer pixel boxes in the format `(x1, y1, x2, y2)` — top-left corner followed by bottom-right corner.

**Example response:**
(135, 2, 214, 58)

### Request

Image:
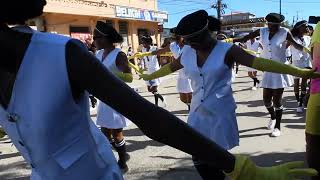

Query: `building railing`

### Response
(222, 17, 266, 25)
(47, 0, 109, 8)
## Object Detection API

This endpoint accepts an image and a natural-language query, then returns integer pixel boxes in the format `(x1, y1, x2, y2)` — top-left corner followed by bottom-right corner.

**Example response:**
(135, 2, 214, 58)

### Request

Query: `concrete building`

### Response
(28, 0, 168, 51)
(221, 11, 266, 36)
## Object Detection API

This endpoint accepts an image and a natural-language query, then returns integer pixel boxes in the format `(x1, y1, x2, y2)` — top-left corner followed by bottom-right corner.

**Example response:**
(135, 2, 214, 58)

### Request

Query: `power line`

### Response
(160, 2, 210, 6)
(158, 0, 211, 4)
(168, 7, 211, 15)
(264, 0, 320, 3)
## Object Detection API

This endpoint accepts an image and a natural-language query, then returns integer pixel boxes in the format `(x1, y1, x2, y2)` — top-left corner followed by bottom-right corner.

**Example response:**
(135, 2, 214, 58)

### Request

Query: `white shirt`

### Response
(142, 46, 160, 74)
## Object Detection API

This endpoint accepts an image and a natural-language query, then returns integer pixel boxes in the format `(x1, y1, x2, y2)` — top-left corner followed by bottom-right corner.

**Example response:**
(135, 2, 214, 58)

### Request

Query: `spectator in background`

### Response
(127, 46, 134, 65)
(159, 38, 172, 66)
(308, 25, 314, 36)
(84, 36, 96, 54)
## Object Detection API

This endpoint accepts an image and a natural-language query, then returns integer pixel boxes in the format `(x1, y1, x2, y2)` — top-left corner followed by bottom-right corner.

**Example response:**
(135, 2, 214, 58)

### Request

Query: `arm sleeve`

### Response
(65, 39, 235, 171)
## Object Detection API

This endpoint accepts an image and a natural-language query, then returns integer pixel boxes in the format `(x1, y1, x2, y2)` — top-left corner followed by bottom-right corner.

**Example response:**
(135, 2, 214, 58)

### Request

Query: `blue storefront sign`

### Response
(115, 6, 168, 23)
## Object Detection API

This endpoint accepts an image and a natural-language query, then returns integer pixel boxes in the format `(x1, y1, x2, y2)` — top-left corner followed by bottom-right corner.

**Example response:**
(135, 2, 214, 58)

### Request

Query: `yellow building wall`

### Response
(41, 0, 163, 52)
(44, 0, 158, 18)
(43, 13, 159, 52)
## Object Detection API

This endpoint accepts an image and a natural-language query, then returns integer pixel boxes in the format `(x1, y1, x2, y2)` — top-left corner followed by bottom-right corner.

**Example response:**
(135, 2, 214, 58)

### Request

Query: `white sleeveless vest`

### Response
(142, 46, 160, 74)
(0, 32, 122, 180)
(142, 46, 161, 86)
(95, 48, 131, 129)
(259, 27, 294, 89)
(180, 41, 239, 150)
(290, 36, 312, 68)
(169, 42, 193, 93)
(246, 40, 260, 52)
(169, 42, 181, 59)
(96, 48, 121, 73)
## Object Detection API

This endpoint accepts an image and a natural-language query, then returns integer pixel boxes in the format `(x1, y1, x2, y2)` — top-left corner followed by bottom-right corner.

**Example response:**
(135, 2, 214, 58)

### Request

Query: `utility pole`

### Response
(217, 0, 222, 20)
(292, 16, 295, 26)
(212, 0, 227, 20)
(280, 0, 282, 15)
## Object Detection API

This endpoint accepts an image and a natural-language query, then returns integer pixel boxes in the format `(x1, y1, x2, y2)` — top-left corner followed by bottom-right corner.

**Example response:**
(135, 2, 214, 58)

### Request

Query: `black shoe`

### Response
(118, 153, 130, 173)
(118, 162, 129, 173)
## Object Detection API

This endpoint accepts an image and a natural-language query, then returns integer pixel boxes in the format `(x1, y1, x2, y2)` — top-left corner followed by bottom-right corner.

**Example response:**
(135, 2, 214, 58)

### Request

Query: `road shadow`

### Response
(124, 127, 145, 137)
(236, 99, 264, 108)
(0, 152, 20, 160)
(232, 80, 252, 85)
(240, 133, 270, 138)
(0, 160, 30, 180)
(163, 85, 177, 89)
(233, 87, 252, 93)
(170, 110, 189, 115)
(239, 127, 268, 134)
(142, 92, 179, 98)
(126, 139, 165, 153)
(285, 124, 306, 130)
(236, 111, 268, 118)
(150, 156, 191, 161)
(250, 151, 306, 166)
(283, 95, 300, 109)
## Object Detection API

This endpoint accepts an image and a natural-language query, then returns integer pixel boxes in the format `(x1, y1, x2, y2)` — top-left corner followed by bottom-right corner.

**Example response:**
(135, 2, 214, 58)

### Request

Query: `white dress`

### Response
(246, 40, 261, 72)
(291, 36, 312, 69)
(259, 27, 294, 89)
(142, 46, 161, 86)
(180, 42, 239, 150)
(169, 42, 193, 93)
(96, 49, 132, 129)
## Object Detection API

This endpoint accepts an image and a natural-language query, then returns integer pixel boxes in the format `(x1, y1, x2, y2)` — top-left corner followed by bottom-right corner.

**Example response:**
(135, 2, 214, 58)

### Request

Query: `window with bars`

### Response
(119, 21, 129, 47)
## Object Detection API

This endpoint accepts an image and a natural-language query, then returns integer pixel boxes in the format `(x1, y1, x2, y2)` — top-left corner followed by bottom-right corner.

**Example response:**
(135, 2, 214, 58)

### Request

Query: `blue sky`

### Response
(158, 0, 320, 28)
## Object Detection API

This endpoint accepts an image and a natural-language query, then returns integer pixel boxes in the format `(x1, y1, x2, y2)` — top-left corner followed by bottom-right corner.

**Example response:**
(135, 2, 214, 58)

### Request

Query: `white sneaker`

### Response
(267, 119, 276, 130)
(296, 106, 304, 113)
(271, 128, 281, 137)
(251, 86, 257, 91)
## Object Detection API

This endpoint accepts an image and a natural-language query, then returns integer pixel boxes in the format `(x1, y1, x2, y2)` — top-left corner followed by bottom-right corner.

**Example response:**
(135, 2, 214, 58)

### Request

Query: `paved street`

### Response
(0, 68, 310, 180)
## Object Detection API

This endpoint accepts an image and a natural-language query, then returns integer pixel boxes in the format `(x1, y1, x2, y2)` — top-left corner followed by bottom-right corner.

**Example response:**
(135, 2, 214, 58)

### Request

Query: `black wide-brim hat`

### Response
(265, 13, 285, 23)
(175, 10, 209, 37)
(95, 21, 123, 43)
(208, 16, 221, 32)
(294, 20, 308, 29)
(0, 0, 47, 24)
(170, 27, 176, 34)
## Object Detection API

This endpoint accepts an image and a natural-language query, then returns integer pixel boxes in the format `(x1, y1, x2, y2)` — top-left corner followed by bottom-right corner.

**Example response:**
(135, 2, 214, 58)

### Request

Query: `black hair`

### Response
(95, 21, 123, 43)
(161, 38, 171, 48)
(291, 27, 299, 37)
(308, 25, 314, 31)
(141, 35, 153, 45)
(291, 20, 308, 37)
(0, 0, 46, 25)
